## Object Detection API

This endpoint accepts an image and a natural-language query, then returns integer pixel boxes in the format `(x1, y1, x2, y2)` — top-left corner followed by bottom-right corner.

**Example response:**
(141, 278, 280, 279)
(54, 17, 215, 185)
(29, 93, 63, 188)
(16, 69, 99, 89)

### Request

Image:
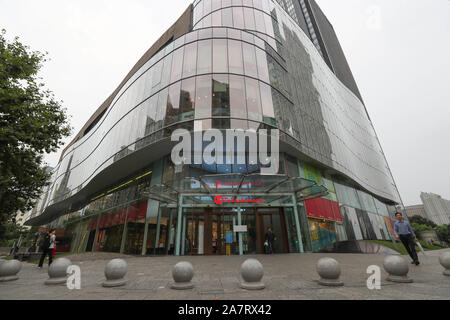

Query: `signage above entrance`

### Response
(214, 195, 264, 205)
(233, 225, 248, 233)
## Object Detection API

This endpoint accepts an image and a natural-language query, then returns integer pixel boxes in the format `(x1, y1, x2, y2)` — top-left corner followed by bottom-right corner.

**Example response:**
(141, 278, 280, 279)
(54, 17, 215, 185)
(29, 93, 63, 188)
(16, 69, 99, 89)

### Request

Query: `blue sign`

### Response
(226, 231, 233, 244)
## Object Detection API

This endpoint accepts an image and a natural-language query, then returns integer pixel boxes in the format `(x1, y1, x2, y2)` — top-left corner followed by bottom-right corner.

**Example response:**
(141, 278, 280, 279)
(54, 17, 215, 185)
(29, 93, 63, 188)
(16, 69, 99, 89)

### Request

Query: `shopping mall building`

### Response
(26, 0, 403, 256)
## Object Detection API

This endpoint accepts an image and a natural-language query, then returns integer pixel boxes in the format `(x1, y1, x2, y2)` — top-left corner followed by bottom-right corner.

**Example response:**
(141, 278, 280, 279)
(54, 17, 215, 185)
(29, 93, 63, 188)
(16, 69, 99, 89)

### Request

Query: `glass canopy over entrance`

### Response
(143, 174, 329, 256)
(145, 173, 329, 206)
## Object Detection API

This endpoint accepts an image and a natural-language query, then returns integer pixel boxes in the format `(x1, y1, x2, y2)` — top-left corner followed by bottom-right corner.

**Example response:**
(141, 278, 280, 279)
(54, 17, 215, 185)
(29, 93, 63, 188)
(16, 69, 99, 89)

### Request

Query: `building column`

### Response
(174, 195, 183, 256)
(292, 195, 304, 253)
(181, 215, 187, 256)
(238, 207, 243, 256)
(142, 159, 163, 256)
(120, 207, 130, 254)
(154, 208, 162, 254)
(91, 214, 101, 253)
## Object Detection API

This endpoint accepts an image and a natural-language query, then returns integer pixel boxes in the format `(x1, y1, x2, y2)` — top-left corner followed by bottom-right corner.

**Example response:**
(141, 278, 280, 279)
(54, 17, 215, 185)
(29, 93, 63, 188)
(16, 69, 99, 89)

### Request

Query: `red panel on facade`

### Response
(138, 201, 147, 220)
(305, 198, 342, 222)
(98, 214, 108, 229)
(104, 212, 113, 228)
(112, 210, 121, 226)
(127, 205, 138, 222)
(331, 201, 343, 222)
(120, 208, 127, 224)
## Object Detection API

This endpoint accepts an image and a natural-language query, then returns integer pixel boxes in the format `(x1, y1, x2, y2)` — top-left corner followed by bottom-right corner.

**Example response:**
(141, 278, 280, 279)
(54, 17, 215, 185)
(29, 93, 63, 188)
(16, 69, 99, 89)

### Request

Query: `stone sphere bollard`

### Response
(45, 258, 72, 285)
(0, 260, 22, 282)
(316, 257, 344, 287)
(103, 259, 128, 287)
(439, 252, 450, 276)
(171, 261, 194, 290)
(384, 255, 413, 283)
(240, 258, 265, 290)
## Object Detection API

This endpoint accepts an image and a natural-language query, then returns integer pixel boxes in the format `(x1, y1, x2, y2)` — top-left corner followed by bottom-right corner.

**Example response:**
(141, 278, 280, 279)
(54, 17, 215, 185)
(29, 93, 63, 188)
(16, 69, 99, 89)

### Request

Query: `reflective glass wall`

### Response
(35, 0, 401, 236)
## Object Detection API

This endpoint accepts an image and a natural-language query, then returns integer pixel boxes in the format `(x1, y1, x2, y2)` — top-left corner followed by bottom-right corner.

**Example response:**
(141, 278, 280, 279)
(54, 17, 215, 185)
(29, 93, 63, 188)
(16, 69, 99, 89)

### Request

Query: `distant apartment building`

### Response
(405, 204, 427, 220)
(419, 192, 450, 226)
(14, 210, 32, 229)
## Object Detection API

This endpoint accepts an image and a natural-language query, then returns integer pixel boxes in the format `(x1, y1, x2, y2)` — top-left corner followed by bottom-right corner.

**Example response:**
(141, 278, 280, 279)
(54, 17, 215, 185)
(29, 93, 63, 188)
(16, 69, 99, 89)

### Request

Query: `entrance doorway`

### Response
(183, 207, 290, 255)
(256, 208, 289, 254)
(184, 208, 238, 255)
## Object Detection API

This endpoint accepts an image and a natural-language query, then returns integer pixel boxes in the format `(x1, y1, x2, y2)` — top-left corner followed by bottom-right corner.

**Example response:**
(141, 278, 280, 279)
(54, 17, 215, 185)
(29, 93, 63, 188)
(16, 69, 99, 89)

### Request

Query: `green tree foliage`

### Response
(408, 215, 437, 228)
(411, 222, 433, 233)
(0, 29, 72, 236)
(436, 225, 450, 242)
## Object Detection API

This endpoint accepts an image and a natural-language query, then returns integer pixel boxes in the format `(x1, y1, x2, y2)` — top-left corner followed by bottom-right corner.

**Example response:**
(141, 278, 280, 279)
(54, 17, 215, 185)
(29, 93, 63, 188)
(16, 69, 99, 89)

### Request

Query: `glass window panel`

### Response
(174, 35, 185, 50)
(157, 88, 168, 125)
(198, 28, 212, 40)
(232, 0, 243, 6)
(242, 42, 258, 78)
(212, 10, 222, 27)
(213, 118, 231, 129)
(151, 60, 163, 92)
(212, 0, 221, 11)
(180, 77, 196, 121)
(195, 75, 212, 119)
(213, 27, 227, 38)
(260, 82, 275, 120)
(245, 78, 262, 121)
(230, 75, 247, 119)
(232, 7, 245, 30)
(227, 28, 241, 40)
(222, 0, 231, 6)
(170, 47, 184, 83)
(231, 119, 248, 130)
(197, 40, 212, 74)
(203, 0, 212, 16)
(255, 48, 269, 82)
(160, 53, 173, 88)
(243, 7, 255, 30)
(185, 31, 198, 44)
(228, 39, 244, 74)
(213, 39, 228, 73)
(222, 8, 233, 27)
(212, 74, 230, 116)
(254, 9, 266, 34)
(165, 82, 181, 125)
(243, 0, 253, 6)
(203, 13, 212, 28)
(183, 42, 198, 78)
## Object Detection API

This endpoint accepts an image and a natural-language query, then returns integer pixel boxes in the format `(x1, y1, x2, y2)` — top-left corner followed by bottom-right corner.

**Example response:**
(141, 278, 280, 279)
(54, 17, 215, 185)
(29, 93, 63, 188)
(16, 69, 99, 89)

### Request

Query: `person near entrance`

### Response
(264, 227, 277, 254)
(38, 229, 56, 268)
(394, 212, 420, 265)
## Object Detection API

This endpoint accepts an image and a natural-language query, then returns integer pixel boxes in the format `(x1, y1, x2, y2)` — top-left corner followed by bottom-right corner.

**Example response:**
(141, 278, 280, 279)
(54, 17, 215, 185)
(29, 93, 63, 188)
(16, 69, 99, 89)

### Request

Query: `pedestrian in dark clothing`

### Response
(394, 213, 420, 265)
(264, 227, 277, 254)
(38, 229, 56, 268)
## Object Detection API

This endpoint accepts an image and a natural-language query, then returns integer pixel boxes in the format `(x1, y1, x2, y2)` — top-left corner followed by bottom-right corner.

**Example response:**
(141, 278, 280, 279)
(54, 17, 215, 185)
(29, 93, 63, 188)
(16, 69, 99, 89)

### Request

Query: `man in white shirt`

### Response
(38, 229, 56, 268)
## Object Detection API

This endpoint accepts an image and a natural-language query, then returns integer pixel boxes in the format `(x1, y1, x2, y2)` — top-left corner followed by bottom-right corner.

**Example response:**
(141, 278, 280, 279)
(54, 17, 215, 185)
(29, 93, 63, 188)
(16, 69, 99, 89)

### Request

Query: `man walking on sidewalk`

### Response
(38, 229, 56, 268)
(394, 212, 420, 265)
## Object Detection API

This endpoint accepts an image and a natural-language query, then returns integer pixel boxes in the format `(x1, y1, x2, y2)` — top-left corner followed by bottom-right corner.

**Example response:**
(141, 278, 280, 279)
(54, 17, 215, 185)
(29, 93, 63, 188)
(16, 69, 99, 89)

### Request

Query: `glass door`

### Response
(257, 208, 289, 254)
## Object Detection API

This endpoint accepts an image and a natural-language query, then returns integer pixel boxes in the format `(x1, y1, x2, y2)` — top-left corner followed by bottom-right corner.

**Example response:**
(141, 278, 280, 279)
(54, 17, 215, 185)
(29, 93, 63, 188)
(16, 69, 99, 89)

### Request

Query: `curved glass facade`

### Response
(29, 0, 402, 255)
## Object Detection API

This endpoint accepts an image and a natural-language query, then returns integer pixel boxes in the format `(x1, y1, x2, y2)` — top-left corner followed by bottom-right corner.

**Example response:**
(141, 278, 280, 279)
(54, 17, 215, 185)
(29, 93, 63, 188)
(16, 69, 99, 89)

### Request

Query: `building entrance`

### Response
(183, 207, 290, 255)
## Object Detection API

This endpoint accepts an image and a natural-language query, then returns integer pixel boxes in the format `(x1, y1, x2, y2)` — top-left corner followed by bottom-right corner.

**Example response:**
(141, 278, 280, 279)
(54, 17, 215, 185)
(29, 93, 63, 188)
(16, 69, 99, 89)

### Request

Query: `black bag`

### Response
(40, 234, 50, 250)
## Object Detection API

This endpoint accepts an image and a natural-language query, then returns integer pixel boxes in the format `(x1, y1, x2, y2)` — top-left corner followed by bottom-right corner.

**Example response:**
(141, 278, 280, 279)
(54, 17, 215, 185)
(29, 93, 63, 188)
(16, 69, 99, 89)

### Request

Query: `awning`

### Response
(145, 173, 329, 205)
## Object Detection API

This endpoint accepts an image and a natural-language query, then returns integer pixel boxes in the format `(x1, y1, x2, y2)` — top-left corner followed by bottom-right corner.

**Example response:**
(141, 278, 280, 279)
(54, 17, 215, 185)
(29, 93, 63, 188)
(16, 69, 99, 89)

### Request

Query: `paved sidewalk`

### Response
(1, 249, 449, 300)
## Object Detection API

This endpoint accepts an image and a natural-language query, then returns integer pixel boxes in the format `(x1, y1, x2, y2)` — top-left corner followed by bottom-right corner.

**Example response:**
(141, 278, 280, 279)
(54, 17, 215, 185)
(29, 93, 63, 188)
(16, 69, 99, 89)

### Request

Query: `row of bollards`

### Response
(1, 252, 450, 287)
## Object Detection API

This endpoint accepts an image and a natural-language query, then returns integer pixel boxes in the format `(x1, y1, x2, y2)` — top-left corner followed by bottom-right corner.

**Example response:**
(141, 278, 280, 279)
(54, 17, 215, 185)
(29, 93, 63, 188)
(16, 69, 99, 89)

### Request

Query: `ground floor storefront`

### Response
(67, 193, 396, 257)
(60, 157, 397, 257)
(69, 193, 311, 256)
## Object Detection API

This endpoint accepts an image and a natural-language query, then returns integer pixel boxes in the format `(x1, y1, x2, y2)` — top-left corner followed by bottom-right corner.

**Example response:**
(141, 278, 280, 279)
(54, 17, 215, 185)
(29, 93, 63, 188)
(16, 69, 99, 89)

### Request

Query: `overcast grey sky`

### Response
(1, 0, 449, 206)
